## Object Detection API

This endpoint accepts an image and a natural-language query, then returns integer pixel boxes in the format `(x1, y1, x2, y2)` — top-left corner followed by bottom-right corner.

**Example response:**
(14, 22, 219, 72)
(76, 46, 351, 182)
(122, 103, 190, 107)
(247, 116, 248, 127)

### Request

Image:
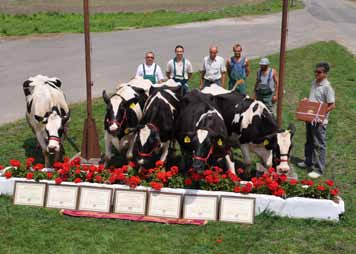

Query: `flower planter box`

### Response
(0, 177, 345, 222)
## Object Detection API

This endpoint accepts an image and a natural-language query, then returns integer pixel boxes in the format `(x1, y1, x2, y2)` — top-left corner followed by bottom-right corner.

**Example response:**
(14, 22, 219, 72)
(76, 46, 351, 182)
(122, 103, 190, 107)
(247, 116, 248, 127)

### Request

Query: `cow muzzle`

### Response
(276, 162, 290, 174)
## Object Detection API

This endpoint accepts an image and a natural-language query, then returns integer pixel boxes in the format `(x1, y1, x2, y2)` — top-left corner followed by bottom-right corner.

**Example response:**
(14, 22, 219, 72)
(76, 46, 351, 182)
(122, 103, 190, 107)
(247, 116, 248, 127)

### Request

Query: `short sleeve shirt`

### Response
(309, 78, 335, 123)
(166, 58, 193, 79)
(135, 63, 164, 82)
(202, 56, 226, 81)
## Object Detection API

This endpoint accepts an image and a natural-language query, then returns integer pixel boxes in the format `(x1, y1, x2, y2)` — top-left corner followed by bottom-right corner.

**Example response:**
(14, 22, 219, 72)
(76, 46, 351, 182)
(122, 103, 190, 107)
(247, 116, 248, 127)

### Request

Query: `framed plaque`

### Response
(113, 189, 147, 215)
(147, 192, 182, 219)
(13, 181, 47, 207)
(78, 187, 113, 213)
(183, 195, 218, 221)
(45, 184, 79, 210)
(219, 196, 256, 224)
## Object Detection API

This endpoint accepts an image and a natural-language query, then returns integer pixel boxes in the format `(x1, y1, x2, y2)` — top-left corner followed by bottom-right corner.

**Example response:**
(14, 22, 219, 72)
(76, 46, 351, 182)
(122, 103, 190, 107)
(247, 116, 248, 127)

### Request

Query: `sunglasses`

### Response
(146, 56, 154, 59)
(314, 70, 324, 74)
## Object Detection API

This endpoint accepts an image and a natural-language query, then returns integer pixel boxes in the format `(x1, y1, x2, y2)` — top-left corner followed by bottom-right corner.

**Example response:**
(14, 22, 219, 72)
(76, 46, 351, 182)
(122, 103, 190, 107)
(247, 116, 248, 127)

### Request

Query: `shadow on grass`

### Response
(22, 137, 43, 163)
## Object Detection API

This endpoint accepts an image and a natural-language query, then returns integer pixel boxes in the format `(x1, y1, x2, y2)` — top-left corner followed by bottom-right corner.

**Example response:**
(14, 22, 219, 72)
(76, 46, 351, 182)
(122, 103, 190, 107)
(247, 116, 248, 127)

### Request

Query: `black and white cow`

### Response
(175, 89, 235, 173)
(133, 80, 182, 168)
(24, 75, 70, 167)
(102, 77, 151, 166)
(202, 84, 295, 175)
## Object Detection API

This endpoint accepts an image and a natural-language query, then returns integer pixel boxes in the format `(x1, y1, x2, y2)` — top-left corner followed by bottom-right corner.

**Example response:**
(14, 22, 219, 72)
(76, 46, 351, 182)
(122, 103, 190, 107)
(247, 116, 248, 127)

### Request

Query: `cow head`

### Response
(35, 107, 70, 154)
(134, 123, 161, 168)
(264, 124, 296, 174)
(191, 129, 225, 173)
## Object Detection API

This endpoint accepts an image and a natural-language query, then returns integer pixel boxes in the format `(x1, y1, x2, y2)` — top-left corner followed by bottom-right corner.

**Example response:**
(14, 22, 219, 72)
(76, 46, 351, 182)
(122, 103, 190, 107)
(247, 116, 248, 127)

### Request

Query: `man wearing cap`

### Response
(135, 51, 164, 84)
(298, 62, 336, 179)
(200, 46, 226, 89)
(166, 45, 193, 96)
(226, 44, 250, 95)
(254, 58, 279, 114)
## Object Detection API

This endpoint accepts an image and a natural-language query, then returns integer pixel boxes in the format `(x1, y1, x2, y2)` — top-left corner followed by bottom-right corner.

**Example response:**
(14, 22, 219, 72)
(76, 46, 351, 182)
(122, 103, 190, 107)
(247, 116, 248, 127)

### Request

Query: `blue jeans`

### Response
(304, 123, 327, 174)
(203, 79, 221, 88)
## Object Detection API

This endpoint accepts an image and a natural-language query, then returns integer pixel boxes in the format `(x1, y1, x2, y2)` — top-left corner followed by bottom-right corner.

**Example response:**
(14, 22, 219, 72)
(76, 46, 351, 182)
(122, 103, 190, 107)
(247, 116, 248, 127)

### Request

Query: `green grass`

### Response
(0, 0, 303, 36)
(1, 41, 356, 253)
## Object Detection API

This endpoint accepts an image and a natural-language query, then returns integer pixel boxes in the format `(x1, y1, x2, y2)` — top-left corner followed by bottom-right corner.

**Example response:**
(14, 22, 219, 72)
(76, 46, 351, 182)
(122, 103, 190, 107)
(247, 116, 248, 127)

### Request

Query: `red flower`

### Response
(289, 179, 298, 185)
(273, 188, 286, 197)
(233, 186, 241, 193)
(55, 177, 63, 185)
(170, 166, 179, 175)
(150, 181, 163, 190)
(325, 180, 334, 187)
(330, 188, 339, 196)
(53, 162, 63, 170)
(241, 183, 253, 193)
(155, 160, 164, 167)
(109, 174, 117, 184)
(184, 178, 192, 186)
(33, 163, 44, 171)
(228, 171, 240, 182)
(221, 174, 227, 179)
(267, 181, 279, 192)
(205, 175, 214, 184)
(203, 170, 213, 176)
(26, 157, 35, 168)
(128, 176, 141, 188)
(268, 167, 276, 174)
(117, 173, 126, 182)
(317, 185, 326, 191)
(192, 173, 201, 182)
(9, 159, 21, 168)
(46, 172, 53, 179)
(75, 169, 81, 175)
(301, 179, 314, 186)
(122, 165, 129, 173)
(157, 172, 167, 182)
(4, 171, 12, 179)
(70, 157, 81, 166)
(166, 171, 173, 179)
(74, 178, 82, 184)
(26, 172, 34, 180)
(279, 174, 287, 182)
(0, 164, 4, 170)
(95, 175, 103, 183)
(86, 172, 93, 181)
(128, 161, 136, 168)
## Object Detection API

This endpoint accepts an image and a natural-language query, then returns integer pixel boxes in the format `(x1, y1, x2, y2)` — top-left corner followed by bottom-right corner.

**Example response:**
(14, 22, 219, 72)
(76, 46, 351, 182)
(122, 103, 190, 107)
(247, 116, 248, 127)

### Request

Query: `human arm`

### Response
(221, 72, 226, 89)
(245, 58, 250, 77)
(200, 71, 205, 89)
(156, 65, 165, 83)
(272, 69, 279, 103)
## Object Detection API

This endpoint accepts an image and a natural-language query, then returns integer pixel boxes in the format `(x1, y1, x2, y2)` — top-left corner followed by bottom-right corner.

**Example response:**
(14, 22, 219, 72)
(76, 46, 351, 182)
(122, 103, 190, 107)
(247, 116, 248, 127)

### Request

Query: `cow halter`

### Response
(48, 136, 61, 144)
(193, 145, 215, 163)
(274, 153, 289, 163)
(107, 110, 127, 127)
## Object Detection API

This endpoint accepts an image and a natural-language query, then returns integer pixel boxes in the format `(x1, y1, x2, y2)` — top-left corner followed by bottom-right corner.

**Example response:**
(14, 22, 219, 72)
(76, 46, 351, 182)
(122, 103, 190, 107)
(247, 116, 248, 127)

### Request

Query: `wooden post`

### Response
(80, 0, 101, 160)
(277, 0, 289, 128)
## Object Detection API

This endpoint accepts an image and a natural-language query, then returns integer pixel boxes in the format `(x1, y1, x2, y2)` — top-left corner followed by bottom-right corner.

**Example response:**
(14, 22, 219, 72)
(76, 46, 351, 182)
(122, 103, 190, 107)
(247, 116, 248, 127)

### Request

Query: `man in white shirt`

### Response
(166, 45, 193, 95)
(200, 46, 226, 89)
(135, 52, 164, 84)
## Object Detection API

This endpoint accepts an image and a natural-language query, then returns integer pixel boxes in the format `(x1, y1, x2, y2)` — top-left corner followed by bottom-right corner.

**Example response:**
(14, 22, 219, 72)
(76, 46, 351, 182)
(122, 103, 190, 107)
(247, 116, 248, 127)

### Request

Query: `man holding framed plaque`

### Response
(297, 62, 336, 179)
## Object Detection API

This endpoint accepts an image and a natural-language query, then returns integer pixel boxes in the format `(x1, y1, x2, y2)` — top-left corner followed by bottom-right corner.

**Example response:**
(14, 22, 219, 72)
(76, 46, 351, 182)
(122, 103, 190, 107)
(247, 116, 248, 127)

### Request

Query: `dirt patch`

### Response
(0, 0, 265, 14)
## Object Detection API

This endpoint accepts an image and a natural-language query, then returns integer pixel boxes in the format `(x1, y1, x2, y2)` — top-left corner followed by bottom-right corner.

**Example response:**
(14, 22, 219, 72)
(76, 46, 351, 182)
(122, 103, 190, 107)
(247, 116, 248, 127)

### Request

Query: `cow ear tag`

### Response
(129, 103, 136, 109)
(124, 128, 130, 134)
(217, 138, 223, 146)
(184, 136, 191, 143)
(263, 139, 270, 146)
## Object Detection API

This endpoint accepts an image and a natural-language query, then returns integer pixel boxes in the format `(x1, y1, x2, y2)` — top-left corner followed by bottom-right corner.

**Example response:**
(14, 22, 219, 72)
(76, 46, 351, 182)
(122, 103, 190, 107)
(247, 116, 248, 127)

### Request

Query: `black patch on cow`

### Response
(253, 103, 259, 112)
(27, 99, 33, 114)
(45, 81, 59, 90)
(23, 80, 32, 96)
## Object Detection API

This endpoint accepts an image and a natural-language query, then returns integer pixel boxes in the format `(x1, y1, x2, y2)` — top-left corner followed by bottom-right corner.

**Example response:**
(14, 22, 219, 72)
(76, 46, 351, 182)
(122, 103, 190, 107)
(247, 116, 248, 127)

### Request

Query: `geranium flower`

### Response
(128, 161, 136, 168)
(289, 179, 298, 185)
(203, 170, 213, 176)
(166, 171, 173, 179)
(26, 157, 35, 168)
(74, 178, 82, 184)
(157, 172, 167, 182)
(95, 175, 103, 183)
(55, 177, 63, 185)
(233, 186, 241, 193)
(75, 169, 81, 175)
(330, 188, 339, 196)
(279, 174, 287, 182)
(9, 159, 21, 168)
(268, 167, 276, 174)
(53, 162, 63, 170)
(122, 165, 128, 173)
(317, 185, 326, 191)
(273, 188, 285, 197)
(170, 166, 179, 175)
(150, 181, 163, 190)
(4, 171, 12, 179)
(46, 172, 53, 179)
(267, 181, 279, 192)
(26, 172, 34, 180)
(33, 163, 44, 171)
(241, 183, 253, 193)
(184, 178, 192, 186)
(155, 160, 164, 168)
(325, 180, 334, 187)
(109, 175, 117, 184)
(128, 176, 141, 188)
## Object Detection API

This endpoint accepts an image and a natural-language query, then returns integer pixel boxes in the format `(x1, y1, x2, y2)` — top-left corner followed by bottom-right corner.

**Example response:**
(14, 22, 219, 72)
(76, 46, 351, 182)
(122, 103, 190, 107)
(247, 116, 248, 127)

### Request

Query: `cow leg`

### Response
(159, 141, 170, 163)
(240, 144, 252, 166)
(104, 132, 114, 165)
(126, 134, 136, 161)
(225, 154, 236, 175)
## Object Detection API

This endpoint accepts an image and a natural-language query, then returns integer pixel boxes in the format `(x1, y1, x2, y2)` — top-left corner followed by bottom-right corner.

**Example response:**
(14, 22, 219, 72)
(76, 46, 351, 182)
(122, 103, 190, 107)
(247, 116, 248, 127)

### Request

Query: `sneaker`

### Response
(308, 171, 321, 179)
(297, 161, 309, 168)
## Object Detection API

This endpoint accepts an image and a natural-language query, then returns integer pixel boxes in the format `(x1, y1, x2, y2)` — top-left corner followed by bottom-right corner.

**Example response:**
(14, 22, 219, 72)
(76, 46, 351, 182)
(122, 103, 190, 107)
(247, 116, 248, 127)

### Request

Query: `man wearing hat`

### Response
(254, 58, 279, 114)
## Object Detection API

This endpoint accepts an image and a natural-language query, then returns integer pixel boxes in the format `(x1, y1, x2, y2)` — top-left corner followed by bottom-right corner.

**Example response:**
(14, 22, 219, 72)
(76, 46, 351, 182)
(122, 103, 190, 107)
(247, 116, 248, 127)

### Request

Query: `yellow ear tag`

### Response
(129, 103, 136, 109)
(263, 139, 269, 146)
(184, 136, 191, 143)
(124, 128, 130, 134)
(217, 138, 223, 146)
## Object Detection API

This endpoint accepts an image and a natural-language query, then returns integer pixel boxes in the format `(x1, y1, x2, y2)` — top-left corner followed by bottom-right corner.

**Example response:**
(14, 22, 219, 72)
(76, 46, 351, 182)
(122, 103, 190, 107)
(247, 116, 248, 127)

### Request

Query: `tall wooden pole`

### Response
(81, 0, 101, 160)
(277, 0, 289, 128)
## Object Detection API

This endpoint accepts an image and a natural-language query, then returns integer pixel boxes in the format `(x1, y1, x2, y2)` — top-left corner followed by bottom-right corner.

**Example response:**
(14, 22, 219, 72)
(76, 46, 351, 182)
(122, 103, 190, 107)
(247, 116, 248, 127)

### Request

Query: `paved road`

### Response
(0, 0, 355, 125)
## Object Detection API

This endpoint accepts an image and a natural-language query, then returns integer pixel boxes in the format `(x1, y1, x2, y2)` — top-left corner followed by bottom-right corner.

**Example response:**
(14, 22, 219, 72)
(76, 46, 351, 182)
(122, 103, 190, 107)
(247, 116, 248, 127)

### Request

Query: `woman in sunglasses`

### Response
(298, 62, 336, 179)
(135, 51, 164, 84)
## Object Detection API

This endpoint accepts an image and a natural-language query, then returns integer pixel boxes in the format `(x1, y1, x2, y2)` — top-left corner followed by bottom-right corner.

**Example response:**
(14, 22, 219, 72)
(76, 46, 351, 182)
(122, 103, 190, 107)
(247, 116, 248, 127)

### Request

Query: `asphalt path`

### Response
(0, 0, 355, 125)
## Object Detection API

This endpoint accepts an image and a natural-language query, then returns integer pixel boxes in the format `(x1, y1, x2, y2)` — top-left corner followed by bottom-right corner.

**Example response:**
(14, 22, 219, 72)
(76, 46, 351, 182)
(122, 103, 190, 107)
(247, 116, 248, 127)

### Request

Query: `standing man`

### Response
(254, 58, 279, 114)
(226, 44, 250, 95)
(166, 45, 193, 96)
(135, 51, 164, 84)
(200, 46, 226, 89)
(298, 62, 336, 179)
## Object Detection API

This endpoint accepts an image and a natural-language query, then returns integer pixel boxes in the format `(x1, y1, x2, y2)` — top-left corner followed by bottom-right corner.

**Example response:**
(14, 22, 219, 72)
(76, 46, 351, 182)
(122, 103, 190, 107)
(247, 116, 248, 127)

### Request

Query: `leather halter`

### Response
(193, 145, 215, 163)
(48, 136, 61, 144)
(274, 153, 289, 163)
(107, 109, 127, 127)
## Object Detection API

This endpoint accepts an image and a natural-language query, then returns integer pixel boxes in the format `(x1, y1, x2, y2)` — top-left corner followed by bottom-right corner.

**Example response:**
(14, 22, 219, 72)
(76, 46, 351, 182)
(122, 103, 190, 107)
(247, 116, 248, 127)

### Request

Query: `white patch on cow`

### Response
(232, 113, 240, 124)
(197, 129, 209, 143)
(145, 92, 176, 115)
(116, 85, 137, 102)
(159, 141, 170, 162)
(117, 77, 152, 96)
(276, 131, 292, 173)
(152, 79, 180, 89)
(139, 125, 151, 145)
(234, 101, 266, 131)
(225, 154, 236, 175)
(195, 109, 223, 127)
(46, 111, 62, 152)
(201, 84, 231, 96)
(109, 95, 123, 119)
(162, 89, 179, 102)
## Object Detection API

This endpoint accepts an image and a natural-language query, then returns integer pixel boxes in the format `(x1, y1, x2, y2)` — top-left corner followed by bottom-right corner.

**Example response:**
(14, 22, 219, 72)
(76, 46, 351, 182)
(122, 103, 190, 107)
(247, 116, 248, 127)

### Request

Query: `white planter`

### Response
(0, 177, 345, 221)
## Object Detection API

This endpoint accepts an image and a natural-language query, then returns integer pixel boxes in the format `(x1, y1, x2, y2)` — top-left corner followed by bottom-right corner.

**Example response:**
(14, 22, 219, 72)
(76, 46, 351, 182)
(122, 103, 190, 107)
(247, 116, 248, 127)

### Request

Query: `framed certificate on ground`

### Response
(45, 184, 79, 210)
(113, 189, 147, 215)
(13, 181, 47, 207)
(147, 192, 182, 219)
(78, 187, 113, 213)
(183, 195, 218, 221)
(219, 196, 256, 224)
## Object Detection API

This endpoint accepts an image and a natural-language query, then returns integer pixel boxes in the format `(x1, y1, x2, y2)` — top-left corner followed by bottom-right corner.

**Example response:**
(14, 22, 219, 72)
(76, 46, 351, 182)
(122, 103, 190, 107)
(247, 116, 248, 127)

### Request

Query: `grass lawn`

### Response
(1, 41, 356, 253)
(0, 0, 302, 36)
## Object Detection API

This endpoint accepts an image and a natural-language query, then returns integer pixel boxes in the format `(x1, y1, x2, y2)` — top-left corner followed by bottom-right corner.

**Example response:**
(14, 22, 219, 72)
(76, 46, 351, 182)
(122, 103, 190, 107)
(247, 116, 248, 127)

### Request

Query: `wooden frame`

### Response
(147, 192, 183, 219)
(219, 196, 256, 224)
(45, 184, 79, 210)
(13, 181, 47, 207)
(77, 186, 113, 213)
(183, 194, 219, 221)
(113, 189, 148, 215)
